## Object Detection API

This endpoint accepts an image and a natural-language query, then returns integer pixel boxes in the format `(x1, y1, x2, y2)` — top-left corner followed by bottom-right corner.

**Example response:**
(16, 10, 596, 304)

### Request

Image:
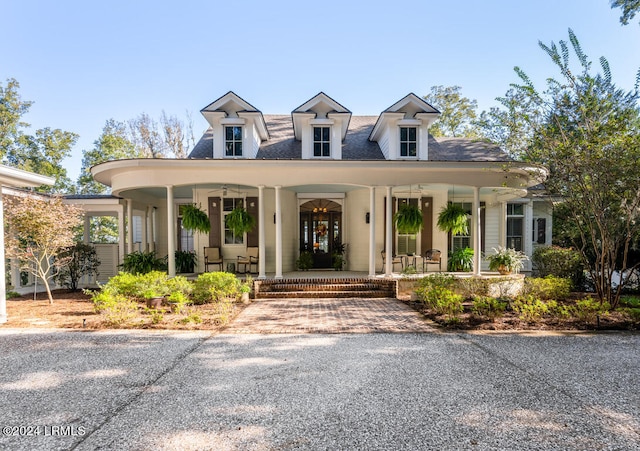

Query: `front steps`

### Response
(254, 277, 397, 299)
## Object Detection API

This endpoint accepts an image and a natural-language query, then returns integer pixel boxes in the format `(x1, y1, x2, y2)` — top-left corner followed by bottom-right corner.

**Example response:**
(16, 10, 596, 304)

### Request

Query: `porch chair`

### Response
(422, 249, 442, 273)
(381, 251, 404, 273)
(204, 247, 223, 272)
(237, 247, 259, 274)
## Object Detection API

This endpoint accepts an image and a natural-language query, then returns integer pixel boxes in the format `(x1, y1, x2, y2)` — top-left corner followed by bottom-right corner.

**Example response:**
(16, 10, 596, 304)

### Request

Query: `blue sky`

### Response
(3, 0, 639, 182)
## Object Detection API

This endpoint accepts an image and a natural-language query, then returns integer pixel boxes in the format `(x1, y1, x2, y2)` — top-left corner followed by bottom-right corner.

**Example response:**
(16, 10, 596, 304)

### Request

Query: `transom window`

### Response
(507, 203, 524, 251)
(400, 127, 417, 157)
(225, 126, 243, 157)
(223, 198, 244, 245)
(313, 127, 330, 157)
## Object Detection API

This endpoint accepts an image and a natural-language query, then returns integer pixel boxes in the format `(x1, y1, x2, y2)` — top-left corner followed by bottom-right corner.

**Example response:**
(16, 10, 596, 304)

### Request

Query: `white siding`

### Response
(482, 204, 501, 271)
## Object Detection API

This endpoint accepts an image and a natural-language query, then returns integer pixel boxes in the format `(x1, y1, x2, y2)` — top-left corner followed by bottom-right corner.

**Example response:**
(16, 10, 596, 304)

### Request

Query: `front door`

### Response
(300, 199, 342, 269)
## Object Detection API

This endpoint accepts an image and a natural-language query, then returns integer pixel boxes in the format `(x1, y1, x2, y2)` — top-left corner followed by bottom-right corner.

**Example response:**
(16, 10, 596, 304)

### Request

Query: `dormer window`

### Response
(313, 127, 331, 157)
(225, 126, 243, 157)
(400, 127, 417, 157)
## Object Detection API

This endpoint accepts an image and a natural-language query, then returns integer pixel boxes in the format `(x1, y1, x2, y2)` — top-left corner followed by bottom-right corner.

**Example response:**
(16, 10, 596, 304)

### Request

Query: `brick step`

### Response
(256, 290, 396, 299)
(254, 278, 397, 299)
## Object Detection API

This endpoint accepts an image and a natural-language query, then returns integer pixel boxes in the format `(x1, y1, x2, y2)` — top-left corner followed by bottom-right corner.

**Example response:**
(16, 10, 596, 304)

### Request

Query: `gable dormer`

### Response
(200, 92, 269, 159)
(291, 92, 352, 160)
(369, 93, 440, 161)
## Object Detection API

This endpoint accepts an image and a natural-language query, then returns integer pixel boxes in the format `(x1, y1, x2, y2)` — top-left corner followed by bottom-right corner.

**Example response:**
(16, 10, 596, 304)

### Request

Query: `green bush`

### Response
(167, 275, 193, 296)
(524, 276, 572, 301)
(91, 290, 138, 325)
(416, 275, 463, 317)
(621, 308, 640, 323)
(54, 243, 101, 291)
(144, 308, 164, 324)
(620, 296, 640, 308)
(472, 296, 507, 320)
(167, 291, 190, 314)
(100, 272, 141, 298)
(569, 298, 610, 323)
(193, 272, 241, 304)
(531, 246, 584, 289)
(120, 251, 167, 274)
(136, 271, 171, 299)
(457, 277, 489, 299)
(511, 295, 557, 322)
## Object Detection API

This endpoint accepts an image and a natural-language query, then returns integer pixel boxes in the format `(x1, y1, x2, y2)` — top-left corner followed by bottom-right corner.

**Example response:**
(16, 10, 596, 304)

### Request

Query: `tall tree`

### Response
(0, 78, 78, 193)
(5, 195, 83, 304)
(160, 111, 187, 158)
(610, 0, 640, 25)
(489, 29, 640, 307)
(77, 119, 139, 194)
(129, 113, 166, 158)
(423, 85, 479, 138)
(0, 78, 32, 161)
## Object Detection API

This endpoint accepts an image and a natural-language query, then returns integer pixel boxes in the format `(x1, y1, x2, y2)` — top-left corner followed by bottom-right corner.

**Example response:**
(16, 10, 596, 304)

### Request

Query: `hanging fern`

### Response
(181, 204, 210, 234)
(393, 204, 423, 234)
(437, 203, 469, 236)
(225, 206, 256, 236)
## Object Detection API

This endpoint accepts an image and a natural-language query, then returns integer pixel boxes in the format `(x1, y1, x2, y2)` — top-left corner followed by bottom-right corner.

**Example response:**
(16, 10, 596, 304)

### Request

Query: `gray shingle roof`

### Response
(188, 115, 511, 162)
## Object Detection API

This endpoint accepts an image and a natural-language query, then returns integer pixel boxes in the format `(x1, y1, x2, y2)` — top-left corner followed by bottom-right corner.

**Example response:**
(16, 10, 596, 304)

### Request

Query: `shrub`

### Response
(167, 291, 190, 314)
(6, 291, 21, 299)
(457, 277, 489, 299)
(175, 250, 197, 273)
(180, 312, 202, 324)
(531, 246, 584, 289)
(511, 295, 556, 322)
(296, 251, 313, 271)
(167, 275, 193, 297)
(100, 272, 141, 298)
(620, 296, 640, 308)
(621, 308, 640, 323)
(54, 243, 101, 291)
(569, 298, 610, 323)
(120, 251, 167, 274)
(137, 271, 171, 299)
(91, 290, 138, 325)
(193, 272, 241, 304)
(145, 308, 164, 324)
(416, 275, 463, 317)
(472, 296, 507, 320)
(523, 276, 572, 301)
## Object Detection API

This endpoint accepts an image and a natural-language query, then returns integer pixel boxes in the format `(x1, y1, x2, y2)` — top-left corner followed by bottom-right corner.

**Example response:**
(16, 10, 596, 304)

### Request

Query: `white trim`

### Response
(297, 193, 346, 199)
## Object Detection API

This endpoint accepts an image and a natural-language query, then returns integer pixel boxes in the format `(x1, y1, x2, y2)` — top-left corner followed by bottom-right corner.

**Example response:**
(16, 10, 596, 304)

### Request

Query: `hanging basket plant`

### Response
(437, 203, 469, 236)
(181, 204, 211, 234)
(393, 204, 423, 234)
(225, 206, 256, 236)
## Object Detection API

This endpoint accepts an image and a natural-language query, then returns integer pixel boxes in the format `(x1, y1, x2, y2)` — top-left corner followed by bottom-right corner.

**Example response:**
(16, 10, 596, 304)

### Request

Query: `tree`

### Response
(128, 113, 166, 158)
(0, 78, 32, 161)
(77, 119, 139, 194)
(54, 243, 101, 291)
(161, 111, 188, 158)
(489, 29, 640, 307)
(423, 85, 480, 138)
(611, 0, 640, 25)
(5, 195, 83, 304)
(0, 78, 78, 193)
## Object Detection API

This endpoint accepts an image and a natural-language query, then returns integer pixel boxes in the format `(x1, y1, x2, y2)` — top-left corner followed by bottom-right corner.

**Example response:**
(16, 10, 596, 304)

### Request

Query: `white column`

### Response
(385, 186, 393, 276)
(0, 189, 7, 323)
(167, 186, 176, 277)
(274, 185, 283, 279)
(473, 186, 481, 276)
(150, 207, 156, 252)
(83, 215, 91, 244)
(141, 207, 148, 252)
(369, 186, 376, 277)
(499, 202, 507, 248)
(258, 185, 266, 279)
(126, 199, 133, 254)
(118, 206, 126, 263)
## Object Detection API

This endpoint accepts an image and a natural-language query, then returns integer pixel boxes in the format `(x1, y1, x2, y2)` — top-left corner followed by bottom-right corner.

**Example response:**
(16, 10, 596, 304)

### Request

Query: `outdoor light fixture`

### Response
(366, 212, 370, 224)
(222, 185, 227, 196)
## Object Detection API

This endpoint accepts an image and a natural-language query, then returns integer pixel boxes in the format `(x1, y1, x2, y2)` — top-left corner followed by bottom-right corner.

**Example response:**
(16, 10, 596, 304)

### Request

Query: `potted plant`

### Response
(393, 204, 423, 234)
(486, 246, 528, 275)
(181, 204, 211, 234)
(296, 251, 313, 271)
(448, 247, 474, 272)
(225, 203, 256, 236)
(175, 250, 197, 273)
(239, 275, 253, 304)
(437, 203, 469, 235)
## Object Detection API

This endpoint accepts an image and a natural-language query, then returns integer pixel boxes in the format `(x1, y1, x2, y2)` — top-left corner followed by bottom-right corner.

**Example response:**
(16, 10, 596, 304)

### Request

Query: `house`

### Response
(79, 91, 549, 279)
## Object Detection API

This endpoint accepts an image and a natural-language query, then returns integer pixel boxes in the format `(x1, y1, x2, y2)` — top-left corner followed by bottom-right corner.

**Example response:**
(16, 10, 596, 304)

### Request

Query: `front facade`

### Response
(87, 92, 549, 279)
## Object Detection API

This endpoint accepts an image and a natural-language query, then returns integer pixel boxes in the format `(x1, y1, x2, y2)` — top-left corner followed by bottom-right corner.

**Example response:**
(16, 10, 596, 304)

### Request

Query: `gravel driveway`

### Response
(1, 328, 639, 450)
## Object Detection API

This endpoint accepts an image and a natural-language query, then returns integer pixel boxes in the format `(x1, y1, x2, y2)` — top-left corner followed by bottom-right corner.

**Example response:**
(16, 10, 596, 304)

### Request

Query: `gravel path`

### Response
(1, 328, 639, 450)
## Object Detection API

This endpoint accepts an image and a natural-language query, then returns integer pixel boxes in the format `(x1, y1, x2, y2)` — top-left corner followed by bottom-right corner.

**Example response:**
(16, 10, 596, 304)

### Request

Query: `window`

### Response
(507, 203, 524, 251)
(532, 217, 547, 245)
(400, 127, 417, 157)
(313, 127, 330, 157)
(177, 205, 194, 252)
(396, 198, 418, 255)
(223, 198, 244, 245)
(225, 126, 243, 157)
(451, 202, 472, 251)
